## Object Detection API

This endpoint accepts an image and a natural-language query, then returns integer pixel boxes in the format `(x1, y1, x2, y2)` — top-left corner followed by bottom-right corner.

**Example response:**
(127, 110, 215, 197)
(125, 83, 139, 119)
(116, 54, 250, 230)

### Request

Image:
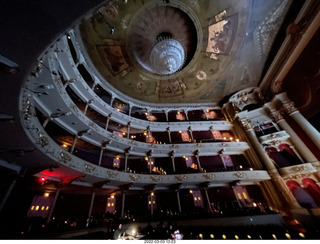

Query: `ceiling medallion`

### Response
(150, 39, 185, 75)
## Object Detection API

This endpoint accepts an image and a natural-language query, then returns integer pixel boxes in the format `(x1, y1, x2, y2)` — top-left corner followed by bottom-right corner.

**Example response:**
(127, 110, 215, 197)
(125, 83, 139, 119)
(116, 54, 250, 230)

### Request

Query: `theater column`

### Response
(241, 119, 278, 172)
(283, 101, 320, 149)
(270, 110, 318, 164)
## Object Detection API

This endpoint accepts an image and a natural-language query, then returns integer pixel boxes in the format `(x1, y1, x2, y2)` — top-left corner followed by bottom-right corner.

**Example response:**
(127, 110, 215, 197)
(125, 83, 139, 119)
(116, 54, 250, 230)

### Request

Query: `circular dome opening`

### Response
(127, 4, 198, 78)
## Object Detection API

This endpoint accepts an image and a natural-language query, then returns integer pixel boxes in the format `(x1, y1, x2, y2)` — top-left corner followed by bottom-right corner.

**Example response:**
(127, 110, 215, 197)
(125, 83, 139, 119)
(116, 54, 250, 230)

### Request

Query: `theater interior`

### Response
(0, 0, 320, 240)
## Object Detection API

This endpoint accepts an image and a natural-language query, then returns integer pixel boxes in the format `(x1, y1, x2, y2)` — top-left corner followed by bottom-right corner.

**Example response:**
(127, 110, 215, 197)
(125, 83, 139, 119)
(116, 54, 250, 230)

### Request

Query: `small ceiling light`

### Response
(44, 192, 50, 197)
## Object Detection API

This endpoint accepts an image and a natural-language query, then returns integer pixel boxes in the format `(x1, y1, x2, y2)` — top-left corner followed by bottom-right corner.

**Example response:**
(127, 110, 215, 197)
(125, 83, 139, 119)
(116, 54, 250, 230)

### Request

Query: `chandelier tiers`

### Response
(150, 38, 186, 76)
(127, 3, 198, 78)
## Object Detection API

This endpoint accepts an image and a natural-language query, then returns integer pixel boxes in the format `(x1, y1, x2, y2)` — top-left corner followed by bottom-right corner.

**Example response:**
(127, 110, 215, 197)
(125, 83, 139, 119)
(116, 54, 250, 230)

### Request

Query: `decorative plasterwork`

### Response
(150, 175, 162, 182)
(38, 131, 49, 147)
(129, 174, 140, 182)
(258, 131, 289, 144)
(234, 172, 246, 179)
(282, 102, 297, 114)
(269, 111, 283, 122)
(203, 173, 215, 180)
(84, 164, 96, 173)
(241, 119, 252, 131)
(60, 151, 72, 163)
(278, 163, 317, 177)
(228, 87, 263, 112)
(175, 175, 187, 182)
(107, 170, 118, 179)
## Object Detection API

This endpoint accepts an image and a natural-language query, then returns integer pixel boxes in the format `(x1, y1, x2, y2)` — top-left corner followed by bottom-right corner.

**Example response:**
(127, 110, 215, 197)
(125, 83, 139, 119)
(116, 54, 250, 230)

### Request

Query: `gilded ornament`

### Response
(129, 174, 140, 181)
(150, 175, 162, 182)
(60, 151, 72, 163)
(241, 119, 252, 130)
(107, 170, 118, 178)
(203, 173, 215, 180)
(283, 102, 297, 114)
(38, 132, 49, 147)
(270, 111, 283, 122)
(234, 172, 246, 178)
(84, 164, 96, 173)
(175, 175, 187, 181)
(290, 166, 304, 173)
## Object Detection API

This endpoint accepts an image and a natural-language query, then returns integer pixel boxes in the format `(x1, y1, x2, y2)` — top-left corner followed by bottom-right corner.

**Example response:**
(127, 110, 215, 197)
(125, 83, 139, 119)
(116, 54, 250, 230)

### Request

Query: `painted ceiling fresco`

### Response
(79, 0, 291, 104)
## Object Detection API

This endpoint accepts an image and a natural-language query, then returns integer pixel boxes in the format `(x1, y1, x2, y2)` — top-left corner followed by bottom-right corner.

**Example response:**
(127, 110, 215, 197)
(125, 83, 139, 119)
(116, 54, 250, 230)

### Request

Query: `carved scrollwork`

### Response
(84, 164, 96, 173)
(203, 173, 215, 180)
(38, 132, 49, 147)
(283, 102, 297, 114)
(270, 111, 283, 122)
(175, 175, 187, 182)
(241, 119, 252, 130)
(290, 165, 304, 173)
(150, 175, 162, 182)
(267, 133, 279, 139)
(129, 174, 140, 181)
(107, 170, 118, 178)
(60, 151, 72, 163)
(234, 172, 246, 178)
(268, 140, 282, 147)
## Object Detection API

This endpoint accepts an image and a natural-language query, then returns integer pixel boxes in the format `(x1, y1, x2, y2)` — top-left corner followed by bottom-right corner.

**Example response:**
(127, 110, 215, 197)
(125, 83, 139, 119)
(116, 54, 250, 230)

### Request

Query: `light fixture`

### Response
(44, 192, 50, 197)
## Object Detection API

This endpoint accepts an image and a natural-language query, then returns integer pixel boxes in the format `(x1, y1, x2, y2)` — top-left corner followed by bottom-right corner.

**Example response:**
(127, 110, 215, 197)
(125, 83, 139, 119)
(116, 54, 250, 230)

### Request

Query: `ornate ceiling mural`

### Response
(79, 0, 291, 104)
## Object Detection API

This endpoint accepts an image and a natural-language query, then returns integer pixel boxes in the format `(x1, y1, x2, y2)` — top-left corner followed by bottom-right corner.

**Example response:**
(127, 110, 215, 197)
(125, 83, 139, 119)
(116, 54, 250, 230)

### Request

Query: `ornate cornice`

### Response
(282, 102, 297, 114)
(241, 119, 252, 130)
(269, 111, 283, 122)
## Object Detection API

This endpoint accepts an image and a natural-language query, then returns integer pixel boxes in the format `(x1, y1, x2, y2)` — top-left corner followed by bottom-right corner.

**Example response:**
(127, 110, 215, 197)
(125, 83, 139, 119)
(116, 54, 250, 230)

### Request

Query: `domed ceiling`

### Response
(79, 0, 291, 104)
